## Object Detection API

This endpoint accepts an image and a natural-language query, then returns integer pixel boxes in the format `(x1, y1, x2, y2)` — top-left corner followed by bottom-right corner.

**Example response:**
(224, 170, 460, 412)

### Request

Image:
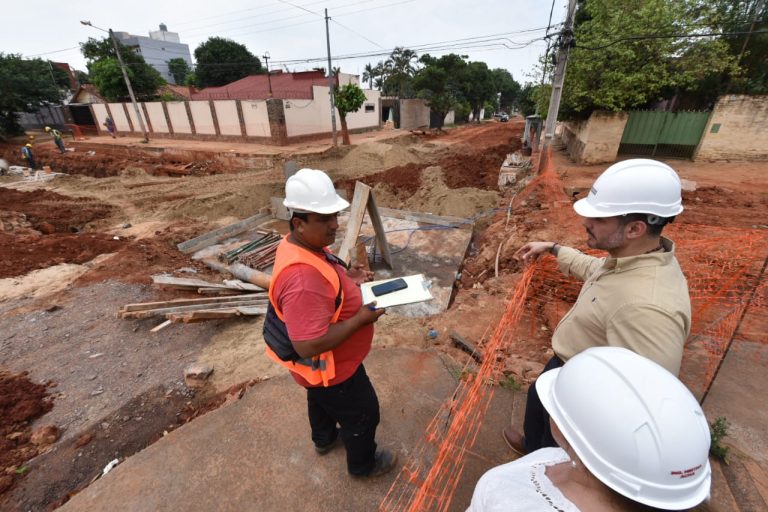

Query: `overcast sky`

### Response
(2, 0, 567, 85)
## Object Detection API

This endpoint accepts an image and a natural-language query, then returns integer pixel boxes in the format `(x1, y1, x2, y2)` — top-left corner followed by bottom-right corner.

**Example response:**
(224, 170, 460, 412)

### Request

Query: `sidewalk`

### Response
(59, 347, 520, 512)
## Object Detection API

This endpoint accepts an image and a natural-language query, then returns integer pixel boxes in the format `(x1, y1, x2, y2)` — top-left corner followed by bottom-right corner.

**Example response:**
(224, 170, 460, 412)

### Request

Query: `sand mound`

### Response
(371, 166, 500, 218)
(334, 141, 425, 178)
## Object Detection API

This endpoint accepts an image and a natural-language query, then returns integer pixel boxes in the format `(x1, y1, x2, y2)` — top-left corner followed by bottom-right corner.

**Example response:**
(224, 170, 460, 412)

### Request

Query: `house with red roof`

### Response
(192, 70, 344, 100)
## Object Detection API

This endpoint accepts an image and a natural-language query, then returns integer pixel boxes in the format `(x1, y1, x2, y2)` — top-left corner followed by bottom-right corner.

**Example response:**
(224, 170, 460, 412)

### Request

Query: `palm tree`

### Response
(362, 63, 374, 89)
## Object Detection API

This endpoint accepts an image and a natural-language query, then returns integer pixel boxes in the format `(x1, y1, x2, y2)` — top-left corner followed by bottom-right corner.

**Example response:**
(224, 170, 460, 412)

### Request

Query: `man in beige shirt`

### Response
(503, 159, 691, 456)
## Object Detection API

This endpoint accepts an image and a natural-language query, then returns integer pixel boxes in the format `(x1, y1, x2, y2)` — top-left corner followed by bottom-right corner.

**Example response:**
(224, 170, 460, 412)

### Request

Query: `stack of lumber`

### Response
(152, 275, 265, 295)
(118, 293, 268, 330)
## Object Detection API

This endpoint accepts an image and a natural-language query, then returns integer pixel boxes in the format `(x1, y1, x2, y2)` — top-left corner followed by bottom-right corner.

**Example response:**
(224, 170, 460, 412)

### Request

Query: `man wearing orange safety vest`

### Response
(263, 168, 397, 478)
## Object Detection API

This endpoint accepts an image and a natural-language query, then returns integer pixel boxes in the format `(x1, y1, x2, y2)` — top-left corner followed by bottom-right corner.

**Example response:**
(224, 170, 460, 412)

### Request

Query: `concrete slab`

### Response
(703, 340, 768, 465)
(60, 348, 519, 512)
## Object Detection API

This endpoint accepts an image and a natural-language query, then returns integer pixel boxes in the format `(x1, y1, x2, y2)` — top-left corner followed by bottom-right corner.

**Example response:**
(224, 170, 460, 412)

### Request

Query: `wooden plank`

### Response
(235, 306, 267, 315)
(337, 182, 371, 264)
(366, 192, 393, 268)
(152, 275, 230, 289)
(121, 293, 266, 313)
(176, 212, 272, 254)
(449, 331, 484, 363)
(121, 299, 269, 319)
(222, 280, 264, 291)
(150, 319, 173, 333)
(377, 207, 473, 228)
(354, 237, 370, 271)
(167, 305, 266, 323)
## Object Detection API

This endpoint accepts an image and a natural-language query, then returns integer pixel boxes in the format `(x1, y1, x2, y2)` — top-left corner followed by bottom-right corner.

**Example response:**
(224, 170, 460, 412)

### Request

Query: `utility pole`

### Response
(262, 52, 273, 97)
(324, 8, 338, 146)
(108, 29, 149, 143)
(542, 0, 578, 148)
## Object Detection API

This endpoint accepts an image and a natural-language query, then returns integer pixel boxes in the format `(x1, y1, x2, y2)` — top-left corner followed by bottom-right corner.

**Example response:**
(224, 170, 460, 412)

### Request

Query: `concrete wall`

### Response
(91, 104, 109, 129)
(562, 111, 629, 164)
(125, 104, 149, 134)
(107, 103, 130, 131)
(696, 95, 768, 161)
(167, 102, 191, 134)
(241, 100, 271, 137)
(284, 86, 381, 137)
(189, 102, 215, 135)
(213, 100, 241, 136)
(145, 102, 169, 133)
(399, 99, 431, 130)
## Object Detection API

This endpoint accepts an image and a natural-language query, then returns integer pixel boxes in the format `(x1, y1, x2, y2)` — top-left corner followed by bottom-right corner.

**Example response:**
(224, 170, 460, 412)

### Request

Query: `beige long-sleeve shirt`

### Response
(551, 237, 691, 375)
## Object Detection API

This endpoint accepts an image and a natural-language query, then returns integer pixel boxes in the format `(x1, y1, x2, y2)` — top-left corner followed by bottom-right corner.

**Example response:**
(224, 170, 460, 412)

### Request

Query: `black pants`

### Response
(523, 355, 564, 452)
(306, 364, 380, 475)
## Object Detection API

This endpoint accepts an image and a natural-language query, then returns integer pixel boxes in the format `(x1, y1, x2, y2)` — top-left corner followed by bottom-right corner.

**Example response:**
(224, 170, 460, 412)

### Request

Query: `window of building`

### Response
(365, 103, 375, 113)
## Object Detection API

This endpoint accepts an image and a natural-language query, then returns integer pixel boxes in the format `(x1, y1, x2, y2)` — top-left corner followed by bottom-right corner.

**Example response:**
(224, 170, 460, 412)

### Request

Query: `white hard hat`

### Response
(283, 168, 350, 214)
(573, 159, 684, 218)
(537, 347, 711, 510)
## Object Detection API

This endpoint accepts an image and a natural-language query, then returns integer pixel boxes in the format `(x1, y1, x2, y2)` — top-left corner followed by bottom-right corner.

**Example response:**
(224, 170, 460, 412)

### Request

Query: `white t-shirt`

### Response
(467, 447, 580, 512)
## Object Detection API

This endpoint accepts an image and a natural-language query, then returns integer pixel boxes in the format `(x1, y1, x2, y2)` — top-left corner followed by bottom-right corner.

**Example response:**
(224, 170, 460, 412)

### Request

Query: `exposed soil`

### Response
(0, 188, 114, 234)
(0, 371, 55, 497)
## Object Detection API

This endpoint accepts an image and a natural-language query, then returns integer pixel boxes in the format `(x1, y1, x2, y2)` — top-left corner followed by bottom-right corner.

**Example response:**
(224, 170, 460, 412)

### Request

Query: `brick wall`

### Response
(696, 95, 768, 161)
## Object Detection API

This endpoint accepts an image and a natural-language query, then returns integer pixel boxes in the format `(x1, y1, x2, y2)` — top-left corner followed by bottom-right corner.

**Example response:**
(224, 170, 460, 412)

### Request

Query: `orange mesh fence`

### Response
(380, 148, 767, 511)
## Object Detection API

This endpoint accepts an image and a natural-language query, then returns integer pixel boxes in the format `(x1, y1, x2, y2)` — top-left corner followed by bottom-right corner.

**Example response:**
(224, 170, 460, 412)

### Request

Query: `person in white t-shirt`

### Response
(468, 347, 711, 512)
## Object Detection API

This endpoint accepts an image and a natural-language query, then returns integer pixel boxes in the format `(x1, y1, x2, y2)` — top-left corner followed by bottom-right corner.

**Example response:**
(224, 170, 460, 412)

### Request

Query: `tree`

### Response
(194, 37, 261, 88)
(559, 0, 737, 118)
(80, 36, 164, 101)
(491, 68, 521, 113)
(462, 61, 496, 122)
(381, 47, 418, 98)
(334, 83, 366, 145)
(0, 53, 63, 139)
(517, 83, 540, 117)
(413, 53, 467, 129)
(167, 58, 191, 85)
(362, 63, 375, 89)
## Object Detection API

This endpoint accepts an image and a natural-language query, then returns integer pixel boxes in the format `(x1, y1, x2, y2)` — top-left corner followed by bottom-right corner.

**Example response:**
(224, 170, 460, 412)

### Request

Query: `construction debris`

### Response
(118, 293, 268, 328)
(183, 364, 214, 389)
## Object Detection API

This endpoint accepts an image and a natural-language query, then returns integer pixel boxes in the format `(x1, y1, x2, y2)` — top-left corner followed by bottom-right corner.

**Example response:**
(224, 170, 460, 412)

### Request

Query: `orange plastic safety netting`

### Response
(379, 148, 767, 512)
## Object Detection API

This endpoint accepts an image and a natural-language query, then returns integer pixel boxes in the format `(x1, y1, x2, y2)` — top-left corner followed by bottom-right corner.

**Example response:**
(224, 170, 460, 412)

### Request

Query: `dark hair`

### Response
(620, 213, 675, 237)
(288, 211, 309, 232)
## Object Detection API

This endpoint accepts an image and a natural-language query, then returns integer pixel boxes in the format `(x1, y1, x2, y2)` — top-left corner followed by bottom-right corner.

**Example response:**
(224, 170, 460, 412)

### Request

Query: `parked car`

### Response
(500, 113, 509, 122)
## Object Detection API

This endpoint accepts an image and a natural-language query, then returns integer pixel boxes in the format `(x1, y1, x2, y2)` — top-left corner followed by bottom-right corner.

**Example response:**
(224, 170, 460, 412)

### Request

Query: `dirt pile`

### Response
(76, 223, 215, 285)
(332, 141, 427, 178)
(0, 371, 55, 497)
(0, 189, 114, 234)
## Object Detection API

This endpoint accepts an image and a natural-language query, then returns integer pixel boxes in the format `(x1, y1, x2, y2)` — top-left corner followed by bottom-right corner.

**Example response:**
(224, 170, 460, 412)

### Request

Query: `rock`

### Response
(680, 179, 697, 192)
(36, 222, 56, 234)
(121, 222, 132, 229)
(30, 425, 60, 447)
(75, 433, 94, 448)
(6, 432, 25, 442)
(184, 363, 214, 389)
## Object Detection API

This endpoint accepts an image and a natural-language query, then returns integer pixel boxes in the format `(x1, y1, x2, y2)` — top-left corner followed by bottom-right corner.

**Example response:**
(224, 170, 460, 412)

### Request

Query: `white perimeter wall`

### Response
(91, 104, 109, 130)
(189, 101, 215, 135)
(145, 102, 169, 133)
(125, 104, 148, 133)
(214, 100, 241, 135)
(108, 103, 130, 131)
(284, 86, 380, 137)
(166, 102, 191, 133)
(241, 100, 270, 137)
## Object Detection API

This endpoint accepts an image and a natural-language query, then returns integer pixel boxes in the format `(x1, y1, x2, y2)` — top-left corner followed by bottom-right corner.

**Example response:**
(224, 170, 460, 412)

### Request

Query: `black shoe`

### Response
(314, 433, 342, 455)
(352, 450, 398, 478)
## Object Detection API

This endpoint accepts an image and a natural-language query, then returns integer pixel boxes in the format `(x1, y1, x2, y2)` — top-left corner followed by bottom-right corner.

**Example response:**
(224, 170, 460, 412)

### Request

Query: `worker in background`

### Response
(504, 159, 691, 456)
(45, 126, 66, 154)
(103, 116, 117, 138)
(469, 347, 711, 512)
(263, 168, 397, 478)
(21, 143, 37, 170)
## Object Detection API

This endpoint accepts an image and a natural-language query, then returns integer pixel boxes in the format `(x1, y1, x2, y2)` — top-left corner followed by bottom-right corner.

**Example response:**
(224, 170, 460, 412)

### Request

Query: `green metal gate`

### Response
(618, 110, 710, 159)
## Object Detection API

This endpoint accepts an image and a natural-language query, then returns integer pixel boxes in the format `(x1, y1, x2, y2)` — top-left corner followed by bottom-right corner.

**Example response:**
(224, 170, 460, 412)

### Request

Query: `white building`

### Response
(113, 23, 193, 84)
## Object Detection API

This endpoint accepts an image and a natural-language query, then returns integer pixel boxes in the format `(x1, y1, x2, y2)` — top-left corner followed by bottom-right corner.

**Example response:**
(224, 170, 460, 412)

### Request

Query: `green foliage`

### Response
(491, 68, 522, 112)
(81, 36, 164, 101)
(334, 83, 367, 145)
(75, 69, 90, 85)
(167, 58, 191, 85)
(0, 53, 63, 139)
(376, 47, 419, 98)
(498, 374, 522, 390)
(560, 0, 738, 118)
(15, 466, 29, 475)
(710, 416, 730, 463)
(413, 53, 467, 129)
(463, 61, 496, 122)
(517, 83, 540, 117)
(194, 37, 261, 88)
(453, 101, 472, 124)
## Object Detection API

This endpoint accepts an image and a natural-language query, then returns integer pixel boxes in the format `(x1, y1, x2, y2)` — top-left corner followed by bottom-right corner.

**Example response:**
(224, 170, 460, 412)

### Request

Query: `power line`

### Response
(331, 19, 387, 50)
(576, 28, 768, 50)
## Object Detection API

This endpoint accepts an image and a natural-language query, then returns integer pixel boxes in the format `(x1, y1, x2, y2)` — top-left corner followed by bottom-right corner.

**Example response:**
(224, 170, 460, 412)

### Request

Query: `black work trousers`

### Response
(306, 364, 380, 475)
(523, 354, 564, 452)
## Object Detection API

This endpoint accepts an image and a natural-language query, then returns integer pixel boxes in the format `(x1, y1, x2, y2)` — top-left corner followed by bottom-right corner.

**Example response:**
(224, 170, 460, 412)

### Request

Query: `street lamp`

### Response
(80, 20, 149, 143)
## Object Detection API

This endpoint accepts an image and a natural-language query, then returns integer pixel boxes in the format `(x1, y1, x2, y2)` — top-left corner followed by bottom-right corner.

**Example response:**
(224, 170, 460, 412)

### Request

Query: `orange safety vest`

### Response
(265, 237, 345, 387)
